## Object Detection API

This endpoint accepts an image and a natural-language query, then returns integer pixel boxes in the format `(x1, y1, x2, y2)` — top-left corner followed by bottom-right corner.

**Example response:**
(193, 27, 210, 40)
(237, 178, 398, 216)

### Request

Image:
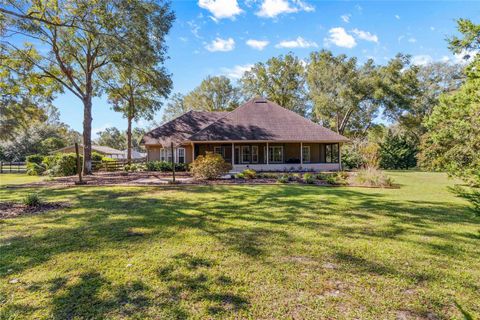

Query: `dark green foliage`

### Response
(145, 161, 188, 172)
(379, 130, 417, 169)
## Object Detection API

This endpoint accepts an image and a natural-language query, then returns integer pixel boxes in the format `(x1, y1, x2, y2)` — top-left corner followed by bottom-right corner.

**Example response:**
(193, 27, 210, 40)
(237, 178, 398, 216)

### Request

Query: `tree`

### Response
(0, 49, 58, 140)
(1, 0, 172, 173)
(102, 0, 173, 161)
(449, 18, 480, 64)
(0, 122, 80, 161)
(419, 68, 480, 184)
(162, 93, 191, 122)
(95, 127, 126, 150)
(392, 62, 464, 139)
(184, 76, 239, 112)
(240, 53, 308, 115)
(379, 128, 417, 169)
(306, 50, 379, 135)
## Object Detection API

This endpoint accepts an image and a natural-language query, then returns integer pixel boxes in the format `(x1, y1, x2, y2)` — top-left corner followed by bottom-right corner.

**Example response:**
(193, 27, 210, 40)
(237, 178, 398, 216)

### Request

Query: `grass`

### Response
(0, 174, 44, 186)
(0, 171, 479, 319)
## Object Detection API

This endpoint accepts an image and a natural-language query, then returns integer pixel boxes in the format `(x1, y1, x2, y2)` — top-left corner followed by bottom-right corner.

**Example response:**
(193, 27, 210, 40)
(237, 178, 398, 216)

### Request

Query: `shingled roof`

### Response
(141, 110, 225, 146)
(187, 98, 349, 142)
(142, 98, 349, 146)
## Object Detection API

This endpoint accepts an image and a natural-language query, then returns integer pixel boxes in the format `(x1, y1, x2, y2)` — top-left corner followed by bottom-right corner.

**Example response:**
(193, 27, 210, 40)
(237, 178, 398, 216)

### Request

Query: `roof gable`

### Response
(141, 110, 225, 146)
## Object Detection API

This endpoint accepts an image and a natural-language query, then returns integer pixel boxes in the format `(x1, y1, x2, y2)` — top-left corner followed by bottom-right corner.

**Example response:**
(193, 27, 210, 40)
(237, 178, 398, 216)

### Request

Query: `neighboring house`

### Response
(52, 145, 125, 159)
(121, 149, 146, 159)
(141, 98, 349, 171)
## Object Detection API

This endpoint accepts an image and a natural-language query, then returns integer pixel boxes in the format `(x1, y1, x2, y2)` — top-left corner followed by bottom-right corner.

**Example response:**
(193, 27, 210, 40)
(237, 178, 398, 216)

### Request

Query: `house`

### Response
(141, 98, 349, 171)
(52, 145, 125, 159)
(121, 149, 147, 160)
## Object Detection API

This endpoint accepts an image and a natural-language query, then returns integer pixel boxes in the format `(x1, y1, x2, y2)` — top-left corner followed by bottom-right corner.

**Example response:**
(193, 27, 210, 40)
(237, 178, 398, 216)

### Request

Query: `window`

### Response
(241, 146, 251, 163)
(269, 146, 283, 163)
(214, 146, 223, 157)
(325, 143, 339, 163)
(177, 148, 185, 163)
(252, 146, 258, 163)
(160, 148, 166, 162)
(302, 146, 311, 163)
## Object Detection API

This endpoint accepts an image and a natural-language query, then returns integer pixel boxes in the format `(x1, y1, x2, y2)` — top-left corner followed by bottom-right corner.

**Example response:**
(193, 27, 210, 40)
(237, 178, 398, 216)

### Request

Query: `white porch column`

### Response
(266, 142, 269, 165)
(300, 142, 303, 165)
(232, 143, 235, 166)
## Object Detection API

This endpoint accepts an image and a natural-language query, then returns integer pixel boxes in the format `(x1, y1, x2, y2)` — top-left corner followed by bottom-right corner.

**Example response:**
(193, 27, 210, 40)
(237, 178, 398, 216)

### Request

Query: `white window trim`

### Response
(241, 145, 251, 164)
(177, 147, 185, 163)
(251, 146, 258, 163)
(302, 146, 311, 163)
(269, 146, 283, 163)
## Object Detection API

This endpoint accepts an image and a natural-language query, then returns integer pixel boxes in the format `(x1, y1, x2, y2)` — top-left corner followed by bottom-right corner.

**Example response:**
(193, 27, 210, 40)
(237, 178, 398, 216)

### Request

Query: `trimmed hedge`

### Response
(145, 161, 188, 172)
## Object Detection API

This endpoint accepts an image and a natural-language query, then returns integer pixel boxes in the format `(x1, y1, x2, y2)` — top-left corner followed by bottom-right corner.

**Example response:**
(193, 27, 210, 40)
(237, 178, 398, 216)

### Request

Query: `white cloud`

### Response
(352, 28, 378, 43)
(205, 37, 235, 52)
(408, 37, 417, 43)
(221, 64, 254, 79)
(325, 27, 356, 48)
(198, 0, 243, 20)
(411, 54, 433, 66)
(275, 36, 318, 48)
(256, 0, 314, 18)
(246, 39, 269, 50)
(341, 14, 351, 23)
(93, 123, 113, 138)
(187, 20, 202, 39)
(395, 14, 400, 20)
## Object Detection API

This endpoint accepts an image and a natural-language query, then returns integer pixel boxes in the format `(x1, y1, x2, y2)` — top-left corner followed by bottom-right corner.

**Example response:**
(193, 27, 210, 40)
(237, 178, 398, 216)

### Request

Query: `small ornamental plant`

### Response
(23, 193, 41, 207)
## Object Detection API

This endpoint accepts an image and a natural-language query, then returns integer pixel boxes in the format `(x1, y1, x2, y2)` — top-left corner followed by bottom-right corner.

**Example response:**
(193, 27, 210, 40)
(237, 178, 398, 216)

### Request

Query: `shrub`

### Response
(26, 155, 46, 176)
(145, 161, 188, 172)
(23, 193, 41, 207)
(44, 153, 80, 176)
(303, 173, 315, 184)
(190, 153, 232, 180)
(27, 163, 46, 176)
(235, 172, 245, 179)
(353, 168, 394, 187)
(92, 152, 104, 162)
(277, 174, 290, 183)
(242, 169, 257, 179)
(26, 154, 44, 165)
(257, 172, 279, 179)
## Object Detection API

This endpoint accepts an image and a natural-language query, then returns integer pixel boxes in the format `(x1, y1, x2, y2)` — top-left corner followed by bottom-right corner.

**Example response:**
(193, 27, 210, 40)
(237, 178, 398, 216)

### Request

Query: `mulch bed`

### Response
(0, 202, 69, 219)
(4, 171, 398, 189)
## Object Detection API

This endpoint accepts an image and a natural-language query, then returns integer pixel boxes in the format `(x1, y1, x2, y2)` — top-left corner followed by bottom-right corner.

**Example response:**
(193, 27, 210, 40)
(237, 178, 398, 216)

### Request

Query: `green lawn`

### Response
(0, 172, 479, 319)
(0, 174, 44, 186)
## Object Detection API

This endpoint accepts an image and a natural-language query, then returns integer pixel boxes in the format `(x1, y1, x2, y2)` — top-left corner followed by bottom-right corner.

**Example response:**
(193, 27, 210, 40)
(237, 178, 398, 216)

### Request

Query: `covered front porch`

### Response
(192, 142, 342, 172)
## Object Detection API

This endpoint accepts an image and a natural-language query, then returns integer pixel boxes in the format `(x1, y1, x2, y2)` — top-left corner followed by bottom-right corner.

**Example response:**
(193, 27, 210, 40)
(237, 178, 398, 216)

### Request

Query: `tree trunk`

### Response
(82, 95, 93, 175)
(127, 115, 132, 164)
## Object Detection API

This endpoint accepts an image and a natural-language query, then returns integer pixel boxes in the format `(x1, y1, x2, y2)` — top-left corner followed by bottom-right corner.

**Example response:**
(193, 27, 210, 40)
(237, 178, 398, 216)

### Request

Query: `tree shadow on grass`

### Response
(156, 253, 249, 317)
(51, 272, 151, 319)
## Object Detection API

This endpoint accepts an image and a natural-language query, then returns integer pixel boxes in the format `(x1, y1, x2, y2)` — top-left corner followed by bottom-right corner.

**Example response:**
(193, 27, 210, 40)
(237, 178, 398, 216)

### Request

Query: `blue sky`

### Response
(52, 0, 479, 136)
